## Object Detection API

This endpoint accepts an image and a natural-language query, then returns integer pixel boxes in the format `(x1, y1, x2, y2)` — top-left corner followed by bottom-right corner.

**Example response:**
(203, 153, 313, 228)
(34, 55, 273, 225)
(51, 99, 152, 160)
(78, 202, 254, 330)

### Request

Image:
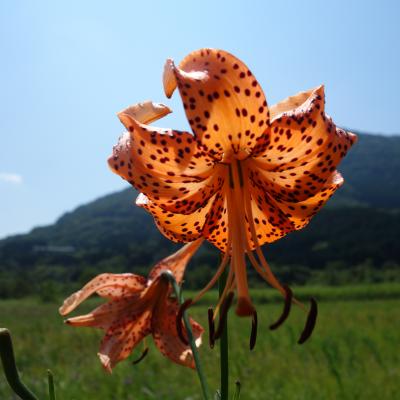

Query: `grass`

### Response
(0, 284, 399, 399)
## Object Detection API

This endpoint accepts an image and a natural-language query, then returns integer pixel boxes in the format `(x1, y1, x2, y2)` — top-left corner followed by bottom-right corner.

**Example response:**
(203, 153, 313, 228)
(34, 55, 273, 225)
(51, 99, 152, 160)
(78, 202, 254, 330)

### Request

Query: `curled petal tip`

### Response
(135, 192, 149, 207)
(163, 58, 177, 98)
(312, 85, 325, 101)
(98, 353, 113, 373)
(348, 131, 358, 144)
(59, 291, 81, 315)
(117, 113, 134, 132)
(117, 101, 172, 126)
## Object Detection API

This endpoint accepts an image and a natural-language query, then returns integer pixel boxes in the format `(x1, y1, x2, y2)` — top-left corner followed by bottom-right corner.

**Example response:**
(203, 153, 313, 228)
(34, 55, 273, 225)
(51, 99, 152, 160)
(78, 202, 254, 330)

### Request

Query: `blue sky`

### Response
(1, 0, 399, 239)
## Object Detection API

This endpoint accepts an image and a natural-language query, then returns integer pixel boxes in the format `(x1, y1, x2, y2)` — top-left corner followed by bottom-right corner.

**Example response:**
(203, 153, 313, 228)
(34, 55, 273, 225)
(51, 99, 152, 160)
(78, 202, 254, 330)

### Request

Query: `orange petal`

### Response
(137, 191, 228, 251)
(65, 295, 141, 329)
(109, 116, 225, 214)
(251, 86, 357, 201)
(244, 172, 296, 248)
(201, 190, 229, 252)
(137, 192, 213, 242)
(117, 101, 171, 125)
(148, 238, 204, 284)
(270, 171, 344, 230)
(152, 298, 203, 369)
(59, 273, 146, 315)
(98, 308, 152, 372)
(163, 59, 178, 98)
(164, 49, 270, 161)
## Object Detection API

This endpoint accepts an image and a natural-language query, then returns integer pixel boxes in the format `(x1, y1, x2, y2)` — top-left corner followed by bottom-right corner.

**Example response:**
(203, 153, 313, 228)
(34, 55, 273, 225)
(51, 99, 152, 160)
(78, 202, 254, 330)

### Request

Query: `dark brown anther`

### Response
(269, 285, 293, 330)
(298, 297, 318, 344)
(214, 292, 234, 340)
(176, 298, 193, 345)
(208, 308, 215, 349)
(250, 310, 258, 350)
(132, 347, 149, 365)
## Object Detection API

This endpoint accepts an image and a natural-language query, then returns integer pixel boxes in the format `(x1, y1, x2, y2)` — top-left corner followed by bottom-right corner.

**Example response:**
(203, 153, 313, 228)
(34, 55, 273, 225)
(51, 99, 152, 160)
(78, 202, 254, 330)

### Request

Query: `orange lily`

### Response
(109, 48, 357, 317)
(59, 240, 203, 372)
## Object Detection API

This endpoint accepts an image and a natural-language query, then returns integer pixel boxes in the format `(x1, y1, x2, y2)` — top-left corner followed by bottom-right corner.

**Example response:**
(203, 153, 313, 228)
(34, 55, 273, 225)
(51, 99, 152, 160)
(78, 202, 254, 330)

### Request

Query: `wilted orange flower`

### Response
(109, 48, 356, 317)
(59, 240, 203, 372)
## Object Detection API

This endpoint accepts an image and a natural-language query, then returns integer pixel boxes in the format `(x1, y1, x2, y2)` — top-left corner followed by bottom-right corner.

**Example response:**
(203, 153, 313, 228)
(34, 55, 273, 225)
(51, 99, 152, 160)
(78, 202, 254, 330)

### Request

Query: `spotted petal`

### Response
(109, 114, 225, 214)
(152, 298, 203, 369)
(244, 173, 296, 247)
(59, 273, 146, 315)
(64, 294, 142, 329)
(98, 308, 152, 372)
(164, 49, 270, 161)
(148, 238, 204, 284)
(251, 86, 357, 202)
(270, 171, 344, 230)
(138, 191, 229, 251)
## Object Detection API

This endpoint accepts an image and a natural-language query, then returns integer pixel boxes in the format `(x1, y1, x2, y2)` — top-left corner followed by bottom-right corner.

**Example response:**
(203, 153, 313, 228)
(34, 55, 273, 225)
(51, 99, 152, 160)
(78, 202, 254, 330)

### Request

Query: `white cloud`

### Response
(0, 172, 23, 184)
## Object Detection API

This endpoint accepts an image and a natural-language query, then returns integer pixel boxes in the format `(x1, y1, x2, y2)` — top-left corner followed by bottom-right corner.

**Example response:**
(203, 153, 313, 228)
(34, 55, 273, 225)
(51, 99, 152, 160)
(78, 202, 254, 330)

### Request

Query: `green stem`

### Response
(219, 269, 229, 400)
(0, 328, 39, 400)
(161, 272, 210, 400)
(47, 369, 56, 400)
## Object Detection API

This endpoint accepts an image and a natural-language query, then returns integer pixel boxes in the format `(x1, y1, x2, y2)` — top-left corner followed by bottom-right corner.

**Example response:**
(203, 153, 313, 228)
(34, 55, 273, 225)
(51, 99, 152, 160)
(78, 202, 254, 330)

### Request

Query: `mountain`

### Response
(331, 132, 400, 208)
(0, 133, 399, 296)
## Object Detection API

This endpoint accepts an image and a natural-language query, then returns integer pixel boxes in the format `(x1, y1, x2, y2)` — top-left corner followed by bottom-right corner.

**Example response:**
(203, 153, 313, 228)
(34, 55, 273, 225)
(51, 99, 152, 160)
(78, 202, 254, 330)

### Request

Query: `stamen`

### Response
(242, 181, 286, 296)
(213, 265, 234, 316)
(298, 298, 318, 344)
(250, 311, 258, 350)
(192, 249, 230, 305)
(214, 292, 234, 340)
(242, 167, 304, 310)
(132, 347, 149, 365)
(246, 248, 272, 284)
(176, 298, 193, 345)
(208, 308, 215, 349)
(269, 285, 293, 330)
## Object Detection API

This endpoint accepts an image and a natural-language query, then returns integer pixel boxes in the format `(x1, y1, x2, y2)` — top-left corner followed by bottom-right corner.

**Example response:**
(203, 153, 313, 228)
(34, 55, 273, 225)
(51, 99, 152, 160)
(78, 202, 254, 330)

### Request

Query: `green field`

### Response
(1, 285, 400, 399)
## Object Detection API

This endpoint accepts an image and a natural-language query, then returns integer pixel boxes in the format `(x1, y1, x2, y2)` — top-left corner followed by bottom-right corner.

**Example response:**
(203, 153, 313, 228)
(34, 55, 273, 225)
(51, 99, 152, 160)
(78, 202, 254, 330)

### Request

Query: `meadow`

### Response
(0, 284, 399, 399)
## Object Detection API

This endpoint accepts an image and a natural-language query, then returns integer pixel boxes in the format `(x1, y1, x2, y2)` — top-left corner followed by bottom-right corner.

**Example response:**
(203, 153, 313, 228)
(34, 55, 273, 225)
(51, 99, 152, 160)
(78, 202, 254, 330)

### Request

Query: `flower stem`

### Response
(218, 269, 229, 400)
(161, 272, 210, 400)
(0, 328, 39, 400)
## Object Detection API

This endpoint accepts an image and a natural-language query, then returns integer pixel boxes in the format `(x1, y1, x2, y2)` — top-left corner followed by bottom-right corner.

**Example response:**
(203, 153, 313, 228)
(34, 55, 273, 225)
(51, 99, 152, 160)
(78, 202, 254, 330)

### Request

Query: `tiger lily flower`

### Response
(59, 240, 203, 372)
(109, 48, 357, 317)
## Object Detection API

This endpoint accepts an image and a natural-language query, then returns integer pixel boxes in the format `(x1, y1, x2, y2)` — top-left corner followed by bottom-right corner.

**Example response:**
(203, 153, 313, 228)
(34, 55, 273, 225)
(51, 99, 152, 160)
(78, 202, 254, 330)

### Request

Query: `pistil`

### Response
(227, 161, 255, 316)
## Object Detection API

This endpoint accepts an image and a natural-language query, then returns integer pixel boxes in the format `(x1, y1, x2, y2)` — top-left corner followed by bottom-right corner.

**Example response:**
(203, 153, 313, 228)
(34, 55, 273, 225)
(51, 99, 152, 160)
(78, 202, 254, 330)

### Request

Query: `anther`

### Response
(298, 297, 318, 344)
(176, 298, 193, 345)
(132, 347, 149, 365)
(214, 292, 234, 340)
(269, 285, 293, 330)
(208, 308, 215, 349)
(250, 310, 258, 350)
